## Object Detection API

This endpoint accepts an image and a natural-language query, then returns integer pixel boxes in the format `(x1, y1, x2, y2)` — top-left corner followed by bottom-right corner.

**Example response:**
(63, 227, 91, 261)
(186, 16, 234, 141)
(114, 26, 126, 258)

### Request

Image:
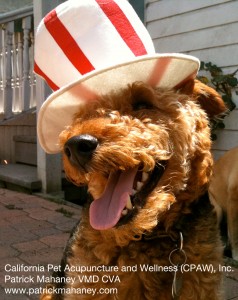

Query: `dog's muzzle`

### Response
(64, 134, 98, 168)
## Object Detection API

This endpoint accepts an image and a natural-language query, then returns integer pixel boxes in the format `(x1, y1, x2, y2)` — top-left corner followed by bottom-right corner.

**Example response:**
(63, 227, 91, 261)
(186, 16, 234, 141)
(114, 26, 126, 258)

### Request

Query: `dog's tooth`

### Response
(136, 181, 143, 191)
(126, 197, 133, 210)
(148, 145, 156, 151)
(142, 172, 149, 182)
(121, 209, 128, 216)
(132, 189, 137, 195)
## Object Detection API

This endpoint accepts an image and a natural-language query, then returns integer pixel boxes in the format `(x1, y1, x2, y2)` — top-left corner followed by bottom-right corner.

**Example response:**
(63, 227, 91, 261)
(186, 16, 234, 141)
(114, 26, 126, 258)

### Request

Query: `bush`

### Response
(198, 61, 238, 139)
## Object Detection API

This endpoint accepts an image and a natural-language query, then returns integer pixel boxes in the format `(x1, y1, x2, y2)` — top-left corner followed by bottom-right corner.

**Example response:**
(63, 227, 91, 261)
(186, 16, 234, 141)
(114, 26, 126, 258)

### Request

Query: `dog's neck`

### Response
(141, 192, 213, 243)
(81, 192, 212, 251)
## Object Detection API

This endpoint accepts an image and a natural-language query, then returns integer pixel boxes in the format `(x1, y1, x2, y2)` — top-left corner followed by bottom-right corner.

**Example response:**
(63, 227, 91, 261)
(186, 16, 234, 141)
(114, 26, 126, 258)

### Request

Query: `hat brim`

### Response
(37, 53, 200, 153)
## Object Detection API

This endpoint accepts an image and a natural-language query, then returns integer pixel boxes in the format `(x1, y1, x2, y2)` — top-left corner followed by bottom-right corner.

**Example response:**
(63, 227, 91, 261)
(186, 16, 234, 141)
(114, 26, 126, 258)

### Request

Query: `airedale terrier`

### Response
(39, 79, 225, 300)
(34, 1, 227, 299)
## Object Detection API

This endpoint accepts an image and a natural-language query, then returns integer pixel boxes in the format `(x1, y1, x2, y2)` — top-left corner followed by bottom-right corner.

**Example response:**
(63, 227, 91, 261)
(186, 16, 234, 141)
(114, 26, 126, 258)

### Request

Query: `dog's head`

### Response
(59, 80, 225, 238)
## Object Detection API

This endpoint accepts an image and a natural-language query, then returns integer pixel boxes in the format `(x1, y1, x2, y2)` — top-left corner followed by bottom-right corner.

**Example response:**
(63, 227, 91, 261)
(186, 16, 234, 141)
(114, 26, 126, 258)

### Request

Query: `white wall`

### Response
(146, 0, 238, 159)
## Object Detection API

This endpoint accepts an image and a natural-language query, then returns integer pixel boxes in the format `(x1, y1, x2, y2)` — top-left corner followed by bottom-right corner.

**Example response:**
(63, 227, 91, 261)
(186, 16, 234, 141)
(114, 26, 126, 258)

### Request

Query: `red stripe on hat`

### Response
(71, 83, 98, 103)
(96, 0, 147, 56)
(147, 58, 171, 87)
(44, 9, 95, 75)
(34, 63, 59, 91)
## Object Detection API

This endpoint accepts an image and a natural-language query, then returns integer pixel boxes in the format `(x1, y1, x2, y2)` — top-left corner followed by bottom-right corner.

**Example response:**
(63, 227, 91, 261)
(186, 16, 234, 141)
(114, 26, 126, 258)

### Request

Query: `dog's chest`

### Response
(65, 236, 177, 299)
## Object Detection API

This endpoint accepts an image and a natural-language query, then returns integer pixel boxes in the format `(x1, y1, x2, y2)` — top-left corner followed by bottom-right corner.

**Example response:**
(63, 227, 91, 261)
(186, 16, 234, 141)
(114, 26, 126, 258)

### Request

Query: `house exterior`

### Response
(0, 0, 237, 194)
(0, 0, 32, 13)
(145, 0, 238, 159)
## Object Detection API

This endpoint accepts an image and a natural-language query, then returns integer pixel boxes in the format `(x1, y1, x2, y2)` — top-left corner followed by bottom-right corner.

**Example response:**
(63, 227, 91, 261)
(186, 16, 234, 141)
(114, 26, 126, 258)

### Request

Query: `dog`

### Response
(209, 146, 238, 261)
(34, 1, 227, 299)
(39, 79, 226, 300)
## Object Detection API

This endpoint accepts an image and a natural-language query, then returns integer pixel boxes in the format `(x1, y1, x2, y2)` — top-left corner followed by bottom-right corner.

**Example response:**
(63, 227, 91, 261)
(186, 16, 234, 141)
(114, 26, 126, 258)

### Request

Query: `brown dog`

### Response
(39, 80, 226, 300)
(209, 146, 238, 261)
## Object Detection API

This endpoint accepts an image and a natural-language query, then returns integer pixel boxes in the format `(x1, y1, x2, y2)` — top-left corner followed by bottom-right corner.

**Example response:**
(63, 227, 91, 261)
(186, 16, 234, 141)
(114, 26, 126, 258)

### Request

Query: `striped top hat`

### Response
(35, 0, 200, 154)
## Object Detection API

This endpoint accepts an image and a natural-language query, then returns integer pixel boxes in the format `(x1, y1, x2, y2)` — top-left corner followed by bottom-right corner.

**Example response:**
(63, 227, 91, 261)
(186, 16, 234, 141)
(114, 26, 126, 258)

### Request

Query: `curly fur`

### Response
(40, 81, 225, 300)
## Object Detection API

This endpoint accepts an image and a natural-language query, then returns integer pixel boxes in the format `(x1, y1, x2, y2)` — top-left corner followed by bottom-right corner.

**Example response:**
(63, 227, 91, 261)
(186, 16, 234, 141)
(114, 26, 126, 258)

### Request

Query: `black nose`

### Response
(64, 134, 98, 168)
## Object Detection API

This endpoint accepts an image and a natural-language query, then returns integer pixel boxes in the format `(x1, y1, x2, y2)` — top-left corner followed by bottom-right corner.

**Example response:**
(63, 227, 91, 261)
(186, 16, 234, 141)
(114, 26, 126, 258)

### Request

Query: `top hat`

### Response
(34, 0, 200, 154)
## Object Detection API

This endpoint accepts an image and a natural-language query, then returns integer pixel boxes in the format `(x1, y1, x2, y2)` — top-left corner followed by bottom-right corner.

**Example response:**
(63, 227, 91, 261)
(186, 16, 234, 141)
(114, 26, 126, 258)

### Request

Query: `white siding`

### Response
(146, 0, 238, 159)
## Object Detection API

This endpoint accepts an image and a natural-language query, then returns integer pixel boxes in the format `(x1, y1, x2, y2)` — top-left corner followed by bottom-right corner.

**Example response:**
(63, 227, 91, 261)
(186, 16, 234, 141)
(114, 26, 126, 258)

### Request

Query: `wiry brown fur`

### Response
(209, 146, 238, 260)
(41, 81, 225, 300)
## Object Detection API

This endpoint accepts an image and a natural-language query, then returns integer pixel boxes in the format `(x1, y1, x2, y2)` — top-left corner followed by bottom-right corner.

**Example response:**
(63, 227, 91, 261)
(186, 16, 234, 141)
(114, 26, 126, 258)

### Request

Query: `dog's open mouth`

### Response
(89, 161, 167, 230)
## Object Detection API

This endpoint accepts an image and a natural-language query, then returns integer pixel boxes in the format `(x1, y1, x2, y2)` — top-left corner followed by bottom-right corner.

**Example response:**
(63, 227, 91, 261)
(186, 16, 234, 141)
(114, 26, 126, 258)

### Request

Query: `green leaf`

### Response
(229, 102, 236, 111)
(212, 75, 225, 83)
(217, 122, 225, 129)
(205, 62, 212, 69)
(222, 94, 231, 102)
(222, 95, 236, 110)
(198, 76, 210, 84)
(200, 61, 205, 70)
(227, 77, 238, 87)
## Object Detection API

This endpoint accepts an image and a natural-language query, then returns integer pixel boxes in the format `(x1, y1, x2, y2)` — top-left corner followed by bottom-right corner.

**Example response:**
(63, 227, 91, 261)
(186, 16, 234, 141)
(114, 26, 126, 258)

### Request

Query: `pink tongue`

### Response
(89, 168, 138, 230)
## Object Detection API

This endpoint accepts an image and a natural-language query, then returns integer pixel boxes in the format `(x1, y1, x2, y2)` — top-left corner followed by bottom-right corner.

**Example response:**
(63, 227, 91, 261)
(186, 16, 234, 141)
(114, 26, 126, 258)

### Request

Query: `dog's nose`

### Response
(64, 134, 98, 167)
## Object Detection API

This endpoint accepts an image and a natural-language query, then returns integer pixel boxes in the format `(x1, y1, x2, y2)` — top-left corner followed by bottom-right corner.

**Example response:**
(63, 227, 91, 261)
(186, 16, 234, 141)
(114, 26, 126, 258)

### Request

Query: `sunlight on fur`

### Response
(41, 80, 226, 300)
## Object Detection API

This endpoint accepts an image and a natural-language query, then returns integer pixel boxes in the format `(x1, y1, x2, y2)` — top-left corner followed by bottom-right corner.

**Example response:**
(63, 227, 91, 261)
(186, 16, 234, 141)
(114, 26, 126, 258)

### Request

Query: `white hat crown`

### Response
(34, 0, 155, 90)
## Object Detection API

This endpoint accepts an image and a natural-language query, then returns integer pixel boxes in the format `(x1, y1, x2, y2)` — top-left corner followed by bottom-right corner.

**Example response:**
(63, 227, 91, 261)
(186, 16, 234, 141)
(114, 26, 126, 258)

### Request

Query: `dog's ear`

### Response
(178, 79, 227, 118)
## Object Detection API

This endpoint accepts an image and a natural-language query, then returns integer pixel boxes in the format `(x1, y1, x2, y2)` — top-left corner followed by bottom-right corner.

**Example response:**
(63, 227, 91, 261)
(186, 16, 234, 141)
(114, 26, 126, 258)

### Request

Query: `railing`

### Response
(0, 6, 35, 120)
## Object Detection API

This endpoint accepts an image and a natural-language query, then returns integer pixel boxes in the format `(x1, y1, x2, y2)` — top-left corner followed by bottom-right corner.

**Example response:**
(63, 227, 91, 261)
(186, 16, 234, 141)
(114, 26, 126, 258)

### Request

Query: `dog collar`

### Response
(141, 230, 186, 299)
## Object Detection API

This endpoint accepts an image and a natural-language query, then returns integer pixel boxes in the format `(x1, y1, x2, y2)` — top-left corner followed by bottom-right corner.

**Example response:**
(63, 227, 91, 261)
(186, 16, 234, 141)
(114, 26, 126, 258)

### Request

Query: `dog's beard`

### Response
(89, 161, 167, 230)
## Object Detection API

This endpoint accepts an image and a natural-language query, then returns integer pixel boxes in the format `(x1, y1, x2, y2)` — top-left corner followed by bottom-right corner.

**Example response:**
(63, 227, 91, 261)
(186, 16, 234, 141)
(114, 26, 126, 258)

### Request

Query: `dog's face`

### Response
(59, 81, 225, 235)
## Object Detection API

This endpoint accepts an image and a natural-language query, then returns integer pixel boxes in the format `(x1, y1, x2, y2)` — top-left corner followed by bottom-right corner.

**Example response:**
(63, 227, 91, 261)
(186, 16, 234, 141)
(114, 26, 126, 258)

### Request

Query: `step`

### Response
(0, 109, 36, 126)
(14, 135, 37, 166)
(0, 163, 41, 193)
(62, 177, 87, 205)
(0, 163, 87, 204)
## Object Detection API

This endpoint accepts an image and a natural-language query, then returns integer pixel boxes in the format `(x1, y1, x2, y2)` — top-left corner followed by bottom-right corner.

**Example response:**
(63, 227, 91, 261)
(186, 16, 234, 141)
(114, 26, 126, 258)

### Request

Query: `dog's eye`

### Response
(132, 101, 153, 111)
